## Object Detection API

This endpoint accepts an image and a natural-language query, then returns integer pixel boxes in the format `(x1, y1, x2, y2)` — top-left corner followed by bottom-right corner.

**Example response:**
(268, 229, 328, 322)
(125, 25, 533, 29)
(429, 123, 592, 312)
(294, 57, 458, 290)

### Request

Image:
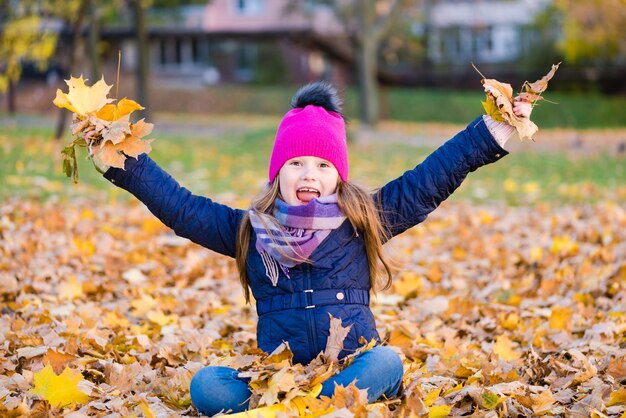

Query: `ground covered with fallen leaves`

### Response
(1, 193, 625, 417)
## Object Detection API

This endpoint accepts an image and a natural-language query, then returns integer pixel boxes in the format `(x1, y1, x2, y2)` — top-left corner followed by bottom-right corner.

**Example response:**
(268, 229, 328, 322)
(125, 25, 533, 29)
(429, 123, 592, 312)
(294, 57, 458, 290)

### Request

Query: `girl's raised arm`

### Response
(103, 153, 244, 258)
(376, 115, 506, 239)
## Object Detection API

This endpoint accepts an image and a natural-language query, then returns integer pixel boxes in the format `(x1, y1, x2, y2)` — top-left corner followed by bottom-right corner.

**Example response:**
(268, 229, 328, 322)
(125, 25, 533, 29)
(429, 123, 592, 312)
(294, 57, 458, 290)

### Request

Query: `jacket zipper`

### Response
(304, 265, 319, 360)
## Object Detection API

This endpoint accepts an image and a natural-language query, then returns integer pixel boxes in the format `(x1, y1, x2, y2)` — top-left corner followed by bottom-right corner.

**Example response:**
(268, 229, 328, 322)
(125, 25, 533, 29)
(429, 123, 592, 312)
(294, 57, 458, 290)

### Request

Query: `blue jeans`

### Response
(190, 346, 403, 416)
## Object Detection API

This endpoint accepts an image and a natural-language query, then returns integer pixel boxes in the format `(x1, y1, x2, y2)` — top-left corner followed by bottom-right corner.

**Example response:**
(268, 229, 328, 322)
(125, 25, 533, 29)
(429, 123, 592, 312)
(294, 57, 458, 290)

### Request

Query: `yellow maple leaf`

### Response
(608, 388, 626, 406)
(58, 275, 83, 300)
(96, 98, 144, 122)
(424, 388, 441, 407)
(550, 236, 579, 256)
(29, 364, 90, 408)
(549, 306, 573, 331)
(388, 326, 415, 349)
(131, 295, 158, 316)
(393, 271, 422, 297)
(73, 237, 95, 256)
(500, 312, 520, 331)
(493, 335, 521, 361)
(147, 310, 178, 326)
(428, 404, 451, 417)
(481, 95, 505, 123)
(53, 75, 113, 116)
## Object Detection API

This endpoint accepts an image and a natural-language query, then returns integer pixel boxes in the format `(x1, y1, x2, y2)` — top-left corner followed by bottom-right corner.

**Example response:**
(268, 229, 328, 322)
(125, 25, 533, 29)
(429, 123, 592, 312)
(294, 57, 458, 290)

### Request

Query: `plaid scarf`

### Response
(249, 195, 346, 286)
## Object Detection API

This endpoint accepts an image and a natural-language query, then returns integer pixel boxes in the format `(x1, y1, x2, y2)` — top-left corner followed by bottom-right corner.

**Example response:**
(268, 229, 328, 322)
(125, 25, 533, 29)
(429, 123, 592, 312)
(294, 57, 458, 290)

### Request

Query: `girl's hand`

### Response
(513, 97, 532, 118)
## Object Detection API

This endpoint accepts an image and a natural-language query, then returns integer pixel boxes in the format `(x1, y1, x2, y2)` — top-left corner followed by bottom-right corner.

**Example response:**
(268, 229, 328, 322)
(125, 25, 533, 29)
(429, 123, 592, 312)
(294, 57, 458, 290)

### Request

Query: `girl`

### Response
(99, 82, 531, 416)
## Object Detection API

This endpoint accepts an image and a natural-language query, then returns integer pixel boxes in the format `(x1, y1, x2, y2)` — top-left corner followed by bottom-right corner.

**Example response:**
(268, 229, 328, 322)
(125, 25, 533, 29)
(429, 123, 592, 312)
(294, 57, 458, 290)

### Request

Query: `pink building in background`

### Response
(131, 0, 348, 85)
(114, 0, 553, 86)
(199, 0, 349, 85)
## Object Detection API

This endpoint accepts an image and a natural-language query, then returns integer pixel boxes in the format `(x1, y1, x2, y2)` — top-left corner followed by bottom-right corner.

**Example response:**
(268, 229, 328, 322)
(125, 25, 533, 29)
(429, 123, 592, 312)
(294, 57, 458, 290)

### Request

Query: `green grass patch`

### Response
(162, 85, 626, 129)
(1, 115, 624, 205)
(377, 88, 626, 129)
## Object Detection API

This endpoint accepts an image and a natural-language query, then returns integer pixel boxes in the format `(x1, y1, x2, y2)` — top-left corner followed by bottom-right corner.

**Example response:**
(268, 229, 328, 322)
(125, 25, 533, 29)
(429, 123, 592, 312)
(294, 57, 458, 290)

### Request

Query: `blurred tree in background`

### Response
(0, 1, 72, 112)
(304, 0, 417, 126)
(554, 0, 626, 66)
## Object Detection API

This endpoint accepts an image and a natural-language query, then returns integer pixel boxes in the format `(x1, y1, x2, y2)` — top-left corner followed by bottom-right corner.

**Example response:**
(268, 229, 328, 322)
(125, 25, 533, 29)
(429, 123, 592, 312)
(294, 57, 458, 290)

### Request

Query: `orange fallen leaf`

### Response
(42, 349, 76, 374)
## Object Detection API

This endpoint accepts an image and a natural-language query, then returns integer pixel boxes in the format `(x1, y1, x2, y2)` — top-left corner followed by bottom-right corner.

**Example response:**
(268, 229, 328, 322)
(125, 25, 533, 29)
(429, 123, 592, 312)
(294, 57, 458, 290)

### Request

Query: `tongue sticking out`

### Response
(296, 191, 319, 203)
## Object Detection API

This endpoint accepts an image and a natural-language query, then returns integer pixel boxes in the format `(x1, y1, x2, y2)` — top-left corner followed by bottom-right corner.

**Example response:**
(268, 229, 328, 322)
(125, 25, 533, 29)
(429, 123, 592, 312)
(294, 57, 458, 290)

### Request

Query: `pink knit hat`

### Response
(268, 104, 348, 182)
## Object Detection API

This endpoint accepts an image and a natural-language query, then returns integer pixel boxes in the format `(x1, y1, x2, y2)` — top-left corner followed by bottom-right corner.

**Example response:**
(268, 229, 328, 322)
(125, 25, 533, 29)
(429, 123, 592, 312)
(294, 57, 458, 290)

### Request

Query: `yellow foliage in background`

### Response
(0, 16, 57, 92)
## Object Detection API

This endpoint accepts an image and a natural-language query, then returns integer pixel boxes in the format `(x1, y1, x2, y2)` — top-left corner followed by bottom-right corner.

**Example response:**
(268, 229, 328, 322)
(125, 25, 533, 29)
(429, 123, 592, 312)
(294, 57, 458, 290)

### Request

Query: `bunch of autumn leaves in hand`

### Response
(481, 63, 560, 141)
(54, 76, 154, 182)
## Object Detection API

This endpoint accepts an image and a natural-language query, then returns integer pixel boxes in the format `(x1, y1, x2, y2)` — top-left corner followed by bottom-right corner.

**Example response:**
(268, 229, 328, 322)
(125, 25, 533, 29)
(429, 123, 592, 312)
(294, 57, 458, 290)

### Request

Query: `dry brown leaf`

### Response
(531, 389, 557, 415)
(131, 119, 154, 138)
(524, 63, 561, 95)
(102, 120, 131, 146)
(263, 342, 294, 366)
(607, 356, 626, 381)
(116, 136, 153, 160)
(96, 142, 127, 169)
(258, 368, 297, 406)
(324, 314, 352, 363)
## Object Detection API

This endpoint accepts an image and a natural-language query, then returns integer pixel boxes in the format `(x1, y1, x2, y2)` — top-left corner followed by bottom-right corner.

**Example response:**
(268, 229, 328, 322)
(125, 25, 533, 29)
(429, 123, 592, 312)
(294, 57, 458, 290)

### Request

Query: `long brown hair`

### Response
(235, 179, 393, 303)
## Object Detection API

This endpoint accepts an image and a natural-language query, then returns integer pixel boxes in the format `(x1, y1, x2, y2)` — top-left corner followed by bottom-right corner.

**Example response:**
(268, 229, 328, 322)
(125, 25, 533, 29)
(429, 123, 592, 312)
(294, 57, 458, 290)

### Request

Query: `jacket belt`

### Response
(256, 288, 370, 316)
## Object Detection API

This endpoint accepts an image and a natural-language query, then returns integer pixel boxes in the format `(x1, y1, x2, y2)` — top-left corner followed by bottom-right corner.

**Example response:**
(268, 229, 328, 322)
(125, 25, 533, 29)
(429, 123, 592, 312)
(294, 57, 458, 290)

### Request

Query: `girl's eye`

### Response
(289, 160, 302, 166)
(319, 162, 330, 168)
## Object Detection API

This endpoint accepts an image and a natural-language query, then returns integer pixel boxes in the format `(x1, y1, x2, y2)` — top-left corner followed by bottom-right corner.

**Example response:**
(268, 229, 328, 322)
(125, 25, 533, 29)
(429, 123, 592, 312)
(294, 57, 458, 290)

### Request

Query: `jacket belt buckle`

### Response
(304, 289, 315, 309)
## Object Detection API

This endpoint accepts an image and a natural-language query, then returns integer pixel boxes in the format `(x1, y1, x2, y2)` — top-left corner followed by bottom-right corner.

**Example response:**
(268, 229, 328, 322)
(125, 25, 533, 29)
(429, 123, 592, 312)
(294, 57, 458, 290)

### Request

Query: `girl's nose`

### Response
(301, 166, 317, 180)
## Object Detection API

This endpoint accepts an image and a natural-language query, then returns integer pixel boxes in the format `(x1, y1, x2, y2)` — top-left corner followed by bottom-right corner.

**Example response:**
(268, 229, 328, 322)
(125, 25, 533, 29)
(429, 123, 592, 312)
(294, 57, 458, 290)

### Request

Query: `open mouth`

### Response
(296, 187, 321, 203)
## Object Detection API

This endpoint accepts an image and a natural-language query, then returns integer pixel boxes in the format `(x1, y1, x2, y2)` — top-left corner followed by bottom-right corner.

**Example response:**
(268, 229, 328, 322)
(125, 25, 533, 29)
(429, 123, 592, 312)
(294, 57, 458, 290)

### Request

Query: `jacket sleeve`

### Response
(103, 154, 244, 258)
(376, 116, 508, 238)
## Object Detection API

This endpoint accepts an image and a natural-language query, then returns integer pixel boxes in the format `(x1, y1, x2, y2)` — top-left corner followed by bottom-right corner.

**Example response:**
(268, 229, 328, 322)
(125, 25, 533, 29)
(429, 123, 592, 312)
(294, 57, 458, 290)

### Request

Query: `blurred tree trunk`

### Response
(7, 80, 16, 114)
(356, 0, 402, 126)
(129, 0, 149, 120)
(355, 3, 377, 126)
(288, 0, 409, 125)
(54, 0, 89, 141)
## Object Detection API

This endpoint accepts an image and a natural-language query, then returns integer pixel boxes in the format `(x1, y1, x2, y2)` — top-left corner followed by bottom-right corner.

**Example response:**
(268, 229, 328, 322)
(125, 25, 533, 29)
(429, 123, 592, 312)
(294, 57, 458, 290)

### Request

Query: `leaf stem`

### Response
(116, 50, 121, 99)
(471, 62, 487, 80)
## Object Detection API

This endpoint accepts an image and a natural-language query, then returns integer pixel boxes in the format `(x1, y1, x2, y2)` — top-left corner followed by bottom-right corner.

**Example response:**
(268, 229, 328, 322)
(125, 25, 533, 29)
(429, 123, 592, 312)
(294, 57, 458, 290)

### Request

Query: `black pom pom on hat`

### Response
(290, 81, 343, 117)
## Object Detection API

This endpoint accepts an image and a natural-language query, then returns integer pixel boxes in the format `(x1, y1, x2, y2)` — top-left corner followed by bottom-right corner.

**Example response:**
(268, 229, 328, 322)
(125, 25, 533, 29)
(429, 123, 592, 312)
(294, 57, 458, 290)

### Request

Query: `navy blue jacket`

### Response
(104, 116, 507, 364)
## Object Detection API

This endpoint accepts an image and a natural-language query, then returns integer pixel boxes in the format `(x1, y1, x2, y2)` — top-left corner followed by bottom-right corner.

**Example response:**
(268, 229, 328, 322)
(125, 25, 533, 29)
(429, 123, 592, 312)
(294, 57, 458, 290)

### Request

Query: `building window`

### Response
(236, 43, 257, 81)
(235, 0, 264, 16)
(472, 26, 493, 58)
